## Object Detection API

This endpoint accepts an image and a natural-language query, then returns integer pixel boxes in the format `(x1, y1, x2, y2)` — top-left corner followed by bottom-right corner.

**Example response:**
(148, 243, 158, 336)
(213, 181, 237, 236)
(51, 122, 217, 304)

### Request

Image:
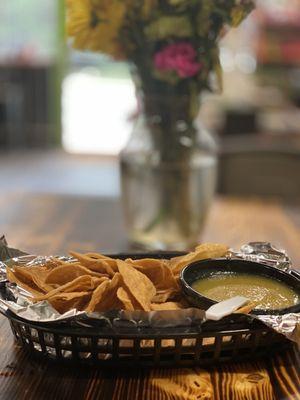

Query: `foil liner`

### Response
(0, 251, 207, 328)
(0, 240, 299, 345)
(228, 242, 292, 271)
(230, 242, 300, 346)
(258, 314, 300, 346)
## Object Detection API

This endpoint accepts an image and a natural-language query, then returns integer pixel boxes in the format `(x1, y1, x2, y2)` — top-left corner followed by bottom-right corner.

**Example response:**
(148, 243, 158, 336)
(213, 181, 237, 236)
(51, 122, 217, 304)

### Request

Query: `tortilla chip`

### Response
(49, 291, 91, 314)
(125, 258, 180, 302)
(86, 273, 127, 312)
(92, 273, 124, 311)
(91, 276, 109, 286)
(84, 252, 108, 259)
(45, 264, 107, 285)
(50, 260, 82, 268)
(150, 302, 184, 311)
(6, 268, 43, 297)
(117, 287, 135, 311)
(24, 267, 55, 292)
(69, 251, 117, 276)
(151, 289, 178, 303)
(170, 243, 229, 277)
(117, 260, 156, 311)
(33, 275, 96, 302)
(8, 266, 53, 293)
(85, 279, 111, 312)
(126, 258, 180, 293)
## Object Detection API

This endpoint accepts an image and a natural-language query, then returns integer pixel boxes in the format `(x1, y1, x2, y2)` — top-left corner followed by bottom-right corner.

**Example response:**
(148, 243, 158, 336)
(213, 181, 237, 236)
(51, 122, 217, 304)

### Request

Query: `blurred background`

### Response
(1, 0, 300, 252)
(2, 0, 300, 196)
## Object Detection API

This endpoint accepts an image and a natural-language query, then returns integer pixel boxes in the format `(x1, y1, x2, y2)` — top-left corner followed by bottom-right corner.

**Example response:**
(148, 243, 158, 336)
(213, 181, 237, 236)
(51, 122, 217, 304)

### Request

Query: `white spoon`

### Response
(205, 296, 249, 321)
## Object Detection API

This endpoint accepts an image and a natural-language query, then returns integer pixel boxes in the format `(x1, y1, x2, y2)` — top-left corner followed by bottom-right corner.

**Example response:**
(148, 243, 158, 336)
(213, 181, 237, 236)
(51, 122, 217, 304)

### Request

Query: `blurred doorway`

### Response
(62, 60, 136, 155)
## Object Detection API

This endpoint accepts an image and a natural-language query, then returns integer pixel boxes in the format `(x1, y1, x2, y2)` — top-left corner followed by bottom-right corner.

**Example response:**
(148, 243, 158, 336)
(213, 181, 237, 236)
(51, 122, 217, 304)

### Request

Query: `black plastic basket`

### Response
(1, 252, 292, 367)
(7, 311, 290, 368)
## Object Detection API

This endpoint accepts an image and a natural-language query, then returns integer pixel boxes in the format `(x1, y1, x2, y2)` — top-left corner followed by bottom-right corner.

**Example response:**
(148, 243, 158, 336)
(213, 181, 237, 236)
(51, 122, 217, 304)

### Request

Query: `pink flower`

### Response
(154, 42, 202, 78)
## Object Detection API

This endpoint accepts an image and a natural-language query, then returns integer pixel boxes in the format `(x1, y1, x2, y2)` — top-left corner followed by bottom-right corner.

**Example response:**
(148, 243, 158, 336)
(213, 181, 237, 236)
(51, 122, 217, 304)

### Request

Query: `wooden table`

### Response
(0, 193, 300, 400)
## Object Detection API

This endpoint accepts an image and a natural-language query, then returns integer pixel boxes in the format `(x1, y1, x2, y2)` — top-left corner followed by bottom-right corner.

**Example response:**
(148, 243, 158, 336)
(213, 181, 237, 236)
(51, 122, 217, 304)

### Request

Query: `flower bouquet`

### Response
(66, 0, 255, 250)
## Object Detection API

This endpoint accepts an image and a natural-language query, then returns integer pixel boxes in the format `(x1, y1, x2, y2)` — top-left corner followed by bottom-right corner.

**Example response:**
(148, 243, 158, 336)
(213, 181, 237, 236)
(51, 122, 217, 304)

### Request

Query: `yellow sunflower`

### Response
(66, 0, 126, 59)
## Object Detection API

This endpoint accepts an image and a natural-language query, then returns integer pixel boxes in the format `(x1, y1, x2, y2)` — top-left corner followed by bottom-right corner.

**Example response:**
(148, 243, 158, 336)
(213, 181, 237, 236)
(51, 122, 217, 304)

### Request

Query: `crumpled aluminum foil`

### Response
(0, 242, 299, 345)
(258, 314, 300, 345)
(229, 242, 300, 345)
(229, 242, 292, 271)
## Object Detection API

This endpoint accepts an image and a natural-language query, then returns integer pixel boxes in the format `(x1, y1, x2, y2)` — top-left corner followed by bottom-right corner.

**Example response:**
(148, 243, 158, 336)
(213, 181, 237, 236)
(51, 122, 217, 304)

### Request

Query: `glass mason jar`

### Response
(120, 92, 217, 251)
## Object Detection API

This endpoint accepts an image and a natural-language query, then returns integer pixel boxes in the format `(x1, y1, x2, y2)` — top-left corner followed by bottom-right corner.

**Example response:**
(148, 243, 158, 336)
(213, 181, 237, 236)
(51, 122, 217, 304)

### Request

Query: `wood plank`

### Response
(0, 317, 104, 400)
(210, 361, 276, 400)
(267, 348, 300, 400)
(145, 368, 214, 400)
(0, 194, 128, 255)
(3, 194, 300, 264)
(202, 198, 300, 266)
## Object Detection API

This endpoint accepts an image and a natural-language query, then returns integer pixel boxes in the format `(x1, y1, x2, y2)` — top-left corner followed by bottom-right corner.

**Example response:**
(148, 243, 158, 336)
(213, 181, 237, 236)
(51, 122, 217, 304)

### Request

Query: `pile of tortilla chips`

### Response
(6, 243, 228, 314)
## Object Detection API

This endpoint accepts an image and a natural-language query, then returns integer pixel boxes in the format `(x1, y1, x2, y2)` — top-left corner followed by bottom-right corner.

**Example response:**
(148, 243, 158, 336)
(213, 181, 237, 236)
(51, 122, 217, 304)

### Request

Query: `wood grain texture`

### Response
(0, 194, 300, 399)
